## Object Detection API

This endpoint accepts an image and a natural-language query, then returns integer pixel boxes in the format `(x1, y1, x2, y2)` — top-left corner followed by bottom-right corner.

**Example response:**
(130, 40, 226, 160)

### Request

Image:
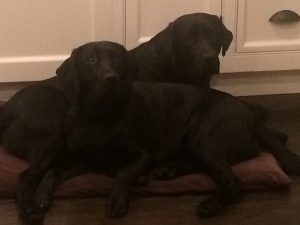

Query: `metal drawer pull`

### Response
(269, 10, 300, 24)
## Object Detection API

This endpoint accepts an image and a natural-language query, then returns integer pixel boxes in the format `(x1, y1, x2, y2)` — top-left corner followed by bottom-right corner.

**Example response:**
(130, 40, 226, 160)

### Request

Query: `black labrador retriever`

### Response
(5, 41, 297, 223)
(129, 13, 233, 86)
(129, 12, 287, 178)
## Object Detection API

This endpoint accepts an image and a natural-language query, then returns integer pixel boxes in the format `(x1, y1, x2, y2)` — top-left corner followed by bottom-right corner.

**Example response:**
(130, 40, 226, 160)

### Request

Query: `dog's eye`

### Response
(86, 56, 98, 64)
(185, 35, 195, 43)
(113, 55, 122, 62)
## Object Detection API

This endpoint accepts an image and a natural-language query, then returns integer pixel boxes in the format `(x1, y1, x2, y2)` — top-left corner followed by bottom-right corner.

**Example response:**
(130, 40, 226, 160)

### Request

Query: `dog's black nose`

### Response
(201, 49, 218, 62)
(201, 51, 217, 62)
(103, 72, 117, 83)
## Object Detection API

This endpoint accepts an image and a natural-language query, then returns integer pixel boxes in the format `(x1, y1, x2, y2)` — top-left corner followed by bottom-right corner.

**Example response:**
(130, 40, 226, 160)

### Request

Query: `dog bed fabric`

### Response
(0, 148, 291, 198)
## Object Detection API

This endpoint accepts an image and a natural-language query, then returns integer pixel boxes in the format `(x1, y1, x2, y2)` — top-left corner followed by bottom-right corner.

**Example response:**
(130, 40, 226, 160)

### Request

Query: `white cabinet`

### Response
(0, 0, 124, 82)
(1, 0, 300, 84)
(0, 0, 221, 82)
(221, 0, 300, 73)
(125, 0, 221, 49)
(236, 0, 300, 53)
(125, 0, 300, 74)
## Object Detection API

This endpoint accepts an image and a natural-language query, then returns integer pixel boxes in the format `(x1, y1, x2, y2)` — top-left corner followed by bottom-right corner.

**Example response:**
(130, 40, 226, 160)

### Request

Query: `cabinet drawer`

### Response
(236, 0, 300, 53)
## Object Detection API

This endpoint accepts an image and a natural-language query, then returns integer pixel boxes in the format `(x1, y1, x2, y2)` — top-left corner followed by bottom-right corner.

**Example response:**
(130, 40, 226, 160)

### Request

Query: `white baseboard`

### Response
(212, 70, 300, 96)
(0, 70, 299, 101)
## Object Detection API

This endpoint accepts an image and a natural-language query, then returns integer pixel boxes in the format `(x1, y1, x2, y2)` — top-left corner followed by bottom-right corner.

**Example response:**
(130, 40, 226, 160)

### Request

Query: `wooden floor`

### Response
(1, 93, 300, 225)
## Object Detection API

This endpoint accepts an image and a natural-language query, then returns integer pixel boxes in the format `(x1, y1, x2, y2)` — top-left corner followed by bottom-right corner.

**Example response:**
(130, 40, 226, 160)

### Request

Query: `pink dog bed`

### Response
(0, 148, 291, 198)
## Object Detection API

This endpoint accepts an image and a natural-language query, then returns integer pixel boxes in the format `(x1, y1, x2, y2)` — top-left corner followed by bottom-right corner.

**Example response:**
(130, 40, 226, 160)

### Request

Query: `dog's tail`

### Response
(244, 101, 288, 145)
(242, 101, 268, 121)
(255, 122, 300, 175)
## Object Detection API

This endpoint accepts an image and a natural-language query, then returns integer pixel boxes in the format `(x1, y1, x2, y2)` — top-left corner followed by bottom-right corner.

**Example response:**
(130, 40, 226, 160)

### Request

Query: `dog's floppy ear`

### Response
(220, 19, 233, 56)
(56, 48, 78, 88)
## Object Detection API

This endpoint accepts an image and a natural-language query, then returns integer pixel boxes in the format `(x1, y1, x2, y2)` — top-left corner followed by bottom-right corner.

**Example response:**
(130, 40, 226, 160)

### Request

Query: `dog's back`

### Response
(0, 76, 69, 158)
(131, 82, 254, 164)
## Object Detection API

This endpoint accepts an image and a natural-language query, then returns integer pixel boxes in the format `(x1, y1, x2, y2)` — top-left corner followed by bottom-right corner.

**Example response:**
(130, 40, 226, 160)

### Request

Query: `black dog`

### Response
(37, 42, 300, 220)
(129, 13, 233, 86)
(129, 13, 282, 121)
(129, 12, 287, 179)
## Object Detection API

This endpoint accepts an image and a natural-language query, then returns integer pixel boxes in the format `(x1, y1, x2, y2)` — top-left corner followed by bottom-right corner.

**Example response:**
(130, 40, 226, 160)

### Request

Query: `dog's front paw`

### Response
(18, 198, 46, 225)
(17, 193, 49, 225)
(196, 195, 225, 218)
(150, 165, 177, 180)
(107, 192, 129, 218)
(34, 190, 52, 212)
(19, 205, 46, 225)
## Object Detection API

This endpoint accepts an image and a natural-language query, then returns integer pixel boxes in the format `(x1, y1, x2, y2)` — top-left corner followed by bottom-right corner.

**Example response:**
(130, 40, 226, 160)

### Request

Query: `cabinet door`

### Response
(221, 0, 300, 72)
(236, 0, 300, 53)
(0, 0, 125, 82)
(125, 0, 221, 49)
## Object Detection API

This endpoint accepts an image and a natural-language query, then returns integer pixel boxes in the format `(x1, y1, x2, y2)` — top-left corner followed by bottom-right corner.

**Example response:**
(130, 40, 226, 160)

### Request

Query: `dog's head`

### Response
(56, 41, 132, 111)
(163, 13, 233, 83)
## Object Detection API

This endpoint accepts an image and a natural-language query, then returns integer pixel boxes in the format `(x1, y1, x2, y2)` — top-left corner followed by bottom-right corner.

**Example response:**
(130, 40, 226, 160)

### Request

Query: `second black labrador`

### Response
(36, 42, 300, 220)
(129, 12, 287, 179)
(129, 13, 233, 86)
(129, 12, 284, 134)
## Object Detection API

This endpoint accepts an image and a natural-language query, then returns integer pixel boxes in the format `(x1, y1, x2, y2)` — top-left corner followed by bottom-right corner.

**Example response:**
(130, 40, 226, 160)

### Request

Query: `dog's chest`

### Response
(131, 89, 193, 162)
(67, 116, 137, 166)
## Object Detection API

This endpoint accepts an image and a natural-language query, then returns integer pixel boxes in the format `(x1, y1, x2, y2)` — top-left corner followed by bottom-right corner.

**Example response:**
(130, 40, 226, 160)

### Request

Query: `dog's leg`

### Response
(17, 139, 63, 224)
(193, 139, 241, 218)
(107, 149, 151, 218)
(33, 159, 97, 214)
(18, 166, 54, 224)
(33, 169, 56, 213)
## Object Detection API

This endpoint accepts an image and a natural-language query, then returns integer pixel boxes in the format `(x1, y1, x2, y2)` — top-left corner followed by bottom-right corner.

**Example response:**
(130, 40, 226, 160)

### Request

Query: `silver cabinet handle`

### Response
(269, 10, 300, 24)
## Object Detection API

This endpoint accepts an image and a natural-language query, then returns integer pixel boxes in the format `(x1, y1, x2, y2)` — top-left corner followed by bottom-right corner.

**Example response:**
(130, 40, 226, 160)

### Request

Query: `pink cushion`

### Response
(0, 148, 291, 198)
